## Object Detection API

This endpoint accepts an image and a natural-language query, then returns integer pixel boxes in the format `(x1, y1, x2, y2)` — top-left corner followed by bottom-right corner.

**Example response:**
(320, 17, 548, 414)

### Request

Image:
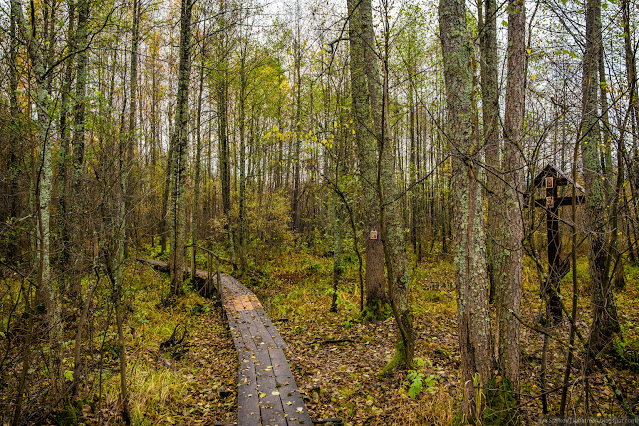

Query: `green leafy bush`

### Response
(406, 357, 438, 399)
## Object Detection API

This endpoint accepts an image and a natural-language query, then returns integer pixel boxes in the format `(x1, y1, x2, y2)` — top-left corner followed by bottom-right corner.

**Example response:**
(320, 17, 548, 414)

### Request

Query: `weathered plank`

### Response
(237, 360, 260, 425)
(269, 349, 309, 425)
(220, 276, 313, 424)
(137, 258, 312, 425)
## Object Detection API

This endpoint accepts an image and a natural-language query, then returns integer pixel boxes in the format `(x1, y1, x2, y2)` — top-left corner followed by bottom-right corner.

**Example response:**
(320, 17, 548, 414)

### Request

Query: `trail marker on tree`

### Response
(525, 164, 585, 324)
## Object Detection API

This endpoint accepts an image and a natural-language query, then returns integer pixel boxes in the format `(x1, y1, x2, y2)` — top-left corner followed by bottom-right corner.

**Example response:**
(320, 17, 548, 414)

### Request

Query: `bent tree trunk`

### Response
(379, 57, 414, 373)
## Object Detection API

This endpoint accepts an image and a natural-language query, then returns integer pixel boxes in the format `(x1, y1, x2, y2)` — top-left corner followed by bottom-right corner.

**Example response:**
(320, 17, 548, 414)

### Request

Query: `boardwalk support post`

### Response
(185, 244, 223, 299)
(207, 252, 212, 297)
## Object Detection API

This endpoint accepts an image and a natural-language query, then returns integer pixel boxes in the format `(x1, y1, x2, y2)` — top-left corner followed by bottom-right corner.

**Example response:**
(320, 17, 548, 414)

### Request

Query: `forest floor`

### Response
(65, 246, 639, 425)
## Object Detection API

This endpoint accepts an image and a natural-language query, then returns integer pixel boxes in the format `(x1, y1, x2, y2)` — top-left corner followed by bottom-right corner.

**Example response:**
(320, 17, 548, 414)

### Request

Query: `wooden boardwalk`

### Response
(138, 259, 312, 425)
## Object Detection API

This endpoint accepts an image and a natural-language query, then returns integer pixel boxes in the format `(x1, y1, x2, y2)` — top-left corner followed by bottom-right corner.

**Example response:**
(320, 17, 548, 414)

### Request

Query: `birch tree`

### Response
(10, 0, 64, 402)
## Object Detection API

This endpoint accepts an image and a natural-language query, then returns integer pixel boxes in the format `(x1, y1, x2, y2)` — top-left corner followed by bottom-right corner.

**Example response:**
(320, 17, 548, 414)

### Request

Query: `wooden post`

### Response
(191, 244, 196, 282)
(184, 245, 188, 281)
(207, 252, 212, 297)
(216, 258, 222, 297)
(526, 165, 585, 326)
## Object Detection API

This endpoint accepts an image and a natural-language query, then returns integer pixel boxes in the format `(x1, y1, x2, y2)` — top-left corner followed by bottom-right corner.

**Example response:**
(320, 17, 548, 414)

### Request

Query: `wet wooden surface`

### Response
(138, 259, 312, 425)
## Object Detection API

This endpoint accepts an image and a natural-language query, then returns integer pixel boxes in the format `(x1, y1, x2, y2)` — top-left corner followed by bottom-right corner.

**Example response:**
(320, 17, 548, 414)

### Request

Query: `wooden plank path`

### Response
(138, 259, 313, 425)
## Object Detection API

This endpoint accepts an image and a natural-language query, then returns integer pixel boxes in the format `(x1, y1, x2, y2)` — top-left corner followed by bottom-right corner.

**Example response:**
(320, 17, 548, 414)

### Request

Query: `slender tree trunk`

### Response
(216, 0, 236, 268)
(598, 37, 625, 290)
(71, 273, 97, 399)
(107, 49, 132, 422)
(150, 37, 160, 247)
(125, 0, 140, 254)
(599, 53, 612, 198)
(622, 0, 639, 163)
(8, 0, 23, 263)
(347, 0, 387, 318)
(113, 161, 131, 423)
(69, 0, 90, 299)
(56, 0, 75, 277)
(238, 44, 248, 272)
(192, 37, 206, 282)
(331, 194, 343, 312)
(581, 0, 620, 359)
(479, 0, 502, 303)
(379, 29, 414, 372)
(615, 0, 637, 282)
(169, 0, 193, 295)
(499, 0, 525, 400)
(608, 132, 627, 291)
(622, 0, 639, 266)
(408, 72, 418, 256)
(12, 0, 64, 403)
(292, 35, 302, 231)
(160, 142, 173, 255)
(439, 0, 492, 417)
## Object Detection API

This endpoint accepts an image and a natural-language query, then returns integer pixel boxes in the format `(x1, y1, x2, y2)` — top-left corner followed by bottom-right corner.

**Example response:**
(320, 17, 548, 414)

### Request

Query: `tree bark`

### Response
(479, 0, 502, 303)
(379, 29, 414, 372)
(292, 34, 302, 231)
(439, 0, 492, 417)
(622, 0, 639, 163)
(216, 0, 236, 268)
(169, 0, 193, 295)
(69, 0, 90, 299)
(11, 0, 64, 403)
(238, 41, 248, 272)
(347, 0, 387, 318)
(7, 0, 23, 263)
(192, 34, 206, 281)
(56, 0, 75, 278)
(125, 0, 140, 254)
(500, 0, 525, 398)
(331, 194, 343, 313)
(581, 0, 620, 359)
